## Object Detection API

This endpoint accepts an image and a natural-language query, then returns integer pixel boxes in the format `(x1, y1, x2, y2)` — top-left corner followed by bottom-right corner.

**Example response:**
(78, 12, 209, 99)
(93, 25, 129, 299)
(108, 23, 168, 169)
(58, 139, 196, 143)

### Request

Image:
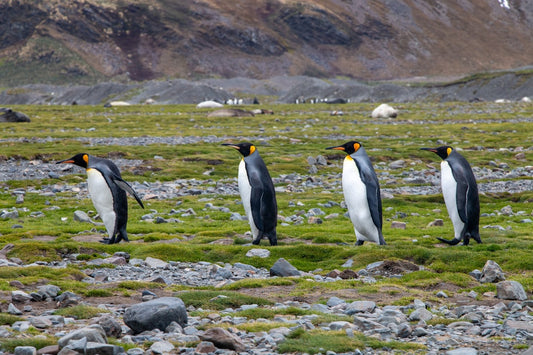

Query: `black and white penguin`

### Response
(222, 142, 278, 246)
(326, 141, 386, 245)
(57, 153, 144, 244)
(421, 146, 481, 245)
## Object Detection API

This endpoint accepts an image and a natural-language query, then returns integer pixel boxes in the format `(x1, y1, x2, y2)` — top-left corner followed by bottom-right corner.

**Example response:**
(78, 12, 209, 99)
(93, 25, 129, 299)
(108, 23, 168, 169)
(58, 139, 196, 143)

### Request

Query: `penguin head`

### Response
(325, 141, 362, 155)
(56, 153, 90, 169)
(420, 146, 453, 160)
(222, 142, 256, 157)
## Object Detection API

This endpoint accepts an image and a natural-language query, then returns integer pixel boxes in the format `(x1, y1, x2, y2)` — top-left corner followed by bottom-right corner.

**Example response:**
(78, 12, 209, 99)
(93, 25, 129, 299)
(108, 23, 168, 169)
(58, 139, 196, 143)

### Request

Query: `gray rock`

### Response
(123, 297, 187, 334)
(496, 280, 528, 300)
(353, 316, 387, 331)
(55, 291, 81, 308)
(327, 297, 345, 307)
(37, 284, 61, 299)
(29, 316, 52, 329)
(144, 257, 169, 268)
(14, 346, 36, 355)
(446, 348, 478, 355)
(73, 210, 95, 224)
(409, 308, 433, 321)
(200, 327, 246, 351)
(270, 258, 301, 277)
(149, 341, 175, 354)
(397, 322, 412, 338)
(97, 315, 122, 338)
(329, 321, 354, 330)
(8, 303, 22, 315)
(245, 248, 270, 258)
(345, 301, 376, 315)
(58, 325, 107, 349)
(480, 260, 505, 283)
(11, 290, 32, 303)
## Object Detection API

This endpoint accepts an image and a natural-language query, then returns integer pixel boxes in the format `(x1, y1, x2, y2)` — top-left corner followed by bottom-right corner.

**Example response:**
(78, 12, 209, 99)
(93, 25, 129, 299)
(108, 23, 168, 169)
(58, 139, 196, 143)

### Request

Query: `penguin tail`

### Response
(436, 237, 461, 245)
(253, 231, 277, 246)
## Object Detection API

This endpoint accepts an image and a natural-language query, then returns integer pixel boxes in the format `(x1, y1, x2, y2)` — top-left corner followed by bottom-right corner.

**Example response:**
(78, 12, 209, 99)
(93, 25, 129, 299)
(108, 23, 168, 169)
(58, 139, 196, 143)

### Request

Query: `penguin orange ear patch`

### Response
(446, 147, 452, 156)
(250, 145, 256, 154)
(83, 154, 89, 164)
(353, 142, 361, 152)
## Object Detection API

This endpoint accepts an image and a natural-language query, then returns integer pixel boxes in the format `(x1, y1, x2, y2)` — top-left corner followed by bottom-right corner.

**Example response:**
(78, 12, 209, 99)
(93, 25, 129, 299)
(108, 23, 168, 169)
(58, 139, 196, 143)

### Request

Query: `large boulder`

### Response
(371, 103, 398, 119)
(0, 108, 30, 122)
(123, 297, 187, 334)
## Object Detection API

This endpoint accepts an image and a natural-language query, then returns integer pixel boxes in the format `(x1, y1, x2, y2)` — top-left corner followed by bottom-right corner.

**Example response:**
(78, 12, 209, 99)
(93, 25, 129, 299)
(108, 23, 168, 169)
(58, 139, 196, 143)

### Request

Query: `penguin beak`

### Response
(221, 143, 239, 150)
(56, 159, 74, 164)
(325, 145, 345, 151)
(420, 148, 437, 153)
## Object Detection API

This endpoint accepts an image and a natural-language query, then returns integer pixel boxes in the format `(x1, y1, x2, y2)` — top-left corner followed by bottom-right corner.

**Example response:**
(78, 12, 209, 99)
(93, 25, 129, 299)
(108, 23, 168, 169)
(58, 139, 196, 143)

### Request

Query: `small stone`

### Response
(427, 219, 444, 227)
(391, 221, 406, 229)
(246, 248, 270, 258)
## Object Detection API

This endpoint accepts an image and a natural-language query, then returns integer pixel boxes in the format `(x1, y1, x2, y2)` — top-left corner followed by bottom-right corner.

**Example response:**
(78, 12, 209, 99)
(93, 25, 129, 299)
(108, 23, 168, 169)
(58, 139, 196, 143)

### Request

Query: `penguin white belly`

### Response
(441, 161, 464, 239)
(87, 169, 116, 238)
(237, 159, 259, 238)
(342, 157, 379, 243)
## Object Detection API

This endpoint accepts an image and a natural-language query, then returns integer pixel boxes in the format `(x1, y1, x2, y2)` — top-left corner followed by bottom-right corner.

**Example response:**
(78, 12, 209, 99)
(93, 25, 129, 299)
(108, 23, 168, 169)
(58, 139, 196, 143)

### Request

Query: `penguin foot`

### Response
(99, 238, 112, 244)
(355, 240, 364, 246)
(436, 237, 461, 245)
(268, 236, 277, 246)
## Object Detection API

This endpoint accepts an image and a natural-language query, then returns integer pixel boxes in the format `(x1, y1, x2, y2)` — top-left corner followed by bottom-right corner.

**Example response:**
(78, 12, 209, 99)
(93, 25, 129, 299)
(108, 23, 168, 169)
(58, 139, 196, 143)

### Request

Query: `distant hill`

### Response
(0, 0, 532, 86)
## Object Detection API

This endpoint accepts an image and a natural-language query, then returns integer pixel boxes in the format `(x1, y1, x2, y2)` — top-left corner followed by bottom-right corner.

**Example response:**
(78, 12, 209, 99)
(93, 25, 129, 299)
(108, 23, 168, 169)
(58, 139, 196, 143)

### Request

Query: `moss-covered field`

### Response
(0, 102, 531, 352)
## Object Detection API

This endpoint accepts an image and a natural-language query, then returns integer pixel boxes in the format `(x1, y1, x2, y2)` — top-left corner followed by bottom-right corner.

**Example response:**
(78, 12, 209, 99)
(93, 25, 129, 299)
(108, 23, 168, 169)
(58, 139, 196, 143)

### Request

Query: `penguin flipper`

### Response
(359, 164, 383, 232)
(436, 236, 461, 245)
(113, 177, 145, 209)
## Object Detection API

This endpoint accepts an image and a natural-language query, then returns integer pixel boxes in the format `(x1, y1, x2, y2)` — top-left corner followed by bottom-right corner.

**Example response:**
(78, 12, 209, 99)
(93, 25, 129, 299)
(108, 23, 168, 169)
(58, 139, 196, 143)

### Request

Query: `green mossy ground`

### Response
(0, 102, 531, 353)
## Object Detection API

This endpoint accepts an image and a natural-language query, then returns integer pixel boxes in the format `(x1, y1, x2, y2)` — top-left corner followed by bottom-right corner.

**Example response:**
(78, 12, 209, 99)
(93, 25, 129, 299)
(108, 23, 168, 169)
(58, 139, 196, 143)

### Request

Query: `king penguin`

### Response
(421, 146, 481, 245)
(57, 153, 144, 244)
(222, 142, 278, 246)
(326, 141, 386, 245)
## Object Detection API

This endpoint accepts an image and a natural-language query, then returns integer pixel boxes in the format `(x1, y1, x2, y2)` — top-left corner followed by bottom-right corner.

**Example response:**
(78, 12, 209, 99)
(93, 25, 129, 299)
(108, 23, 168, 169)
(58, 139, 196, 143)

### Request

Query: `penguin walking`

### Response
(57, 153, 144, 244)
(421, 146, 481, 245)
(222, 142, 278, 246)
(326, 141, 386, 245)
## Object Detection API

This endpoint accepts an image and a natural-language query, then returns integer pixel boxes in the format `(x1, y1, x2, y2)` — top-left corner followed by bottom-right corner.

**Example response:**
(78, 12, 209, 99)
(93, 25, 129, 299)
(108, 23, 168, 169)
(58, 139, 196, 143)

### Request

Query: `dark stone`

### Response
(123, 297, 187, 334)
(270, 258, 301, 277)
(0, 108, 30, 122)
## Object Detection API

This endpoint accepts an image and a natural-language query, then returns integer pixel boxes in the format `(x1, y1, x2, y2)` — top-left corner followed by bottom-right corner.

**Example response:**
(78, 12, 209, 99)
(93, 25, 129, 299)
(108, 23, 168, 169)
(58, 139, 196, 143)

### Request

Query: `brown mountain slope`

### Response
(0, 0, 532, 85)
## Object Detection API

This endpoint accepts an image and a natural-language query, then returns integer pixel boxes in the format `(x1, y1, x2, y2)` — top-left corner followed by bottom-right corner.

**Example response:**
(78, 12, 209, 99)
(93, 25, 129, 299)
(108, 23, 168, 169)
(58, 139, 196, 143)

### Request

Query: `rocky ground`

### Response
(0, 134, 532, 354)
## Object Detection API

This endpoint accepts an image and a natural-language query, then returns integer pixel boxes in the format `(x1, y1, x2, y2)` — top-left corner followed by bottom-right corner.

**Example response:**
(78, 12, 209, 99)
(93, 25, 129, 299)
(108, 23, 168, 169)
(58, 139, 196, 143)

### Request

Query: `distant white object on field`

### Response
(520, 96, 531, 103)
(371, 103, 398, 119)
(108, 101, 131, 106)
(196, 100, 224, 108)
(144, 98, 155, 105)
(495, 99, 512, 103)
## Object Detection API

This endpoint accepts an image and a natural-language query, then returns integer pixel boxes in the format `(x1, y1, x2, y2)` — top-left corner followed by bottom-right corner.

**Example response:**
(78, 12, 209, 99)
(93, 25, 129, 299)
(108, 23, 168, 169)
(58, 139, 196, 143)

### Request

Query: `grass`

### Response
(53, 304, 110, 319)
(0, 102, 531, 353)
(278, 329, 426, 353)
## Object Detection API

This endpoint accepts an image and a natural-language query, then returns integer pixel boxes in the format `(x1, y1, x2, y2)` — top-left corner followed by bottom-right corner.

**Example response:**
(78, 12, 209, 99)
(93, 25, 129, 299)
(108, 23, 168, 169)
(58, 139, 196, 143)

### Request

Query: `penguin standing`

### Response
(222, 142, 277, 246)
(421, 146, 481, 245)
(326, 141, 386, 245)
(57, 153, 144, 244)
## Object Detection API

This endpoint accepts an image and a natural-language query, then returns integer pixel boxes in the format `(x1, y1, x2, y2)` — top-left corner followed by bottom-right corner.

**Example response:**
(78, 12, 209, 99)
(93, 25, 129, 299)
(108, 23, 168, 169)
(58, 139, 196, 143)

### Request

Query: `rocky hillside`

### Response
(1, 0, 532, 85)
